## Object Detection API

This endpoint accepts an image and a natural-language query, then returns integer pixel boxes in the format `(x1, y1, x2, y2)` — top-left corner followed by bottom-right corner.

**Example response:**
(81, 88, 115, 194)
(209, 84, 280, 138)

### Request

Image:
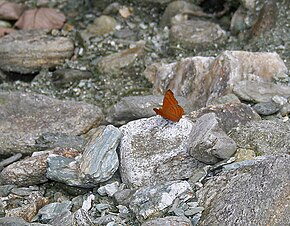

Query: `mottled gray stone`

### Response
(129, 180, 193, 222)
(35, 201, 72, 224)
(252, 101, 280, 115)
(169, 20, 227, 51)
(119, 117, 204, 188)
(0, 30, 74, 73)
(0, 154, 48, 186)
(113, 189, 136, 206)
(233, 80, 290, 103)
(141, 216, 192, 226)
(0, 91, 103, 156)
(47, 125, 121, 188)
(52, 69, 92, 88)
(229, 119, 290, 155)
(0, 217, 30, 226)
(197, 154, 290, 226)
(0, 185, 15, 197)
(106, 95, 192, 126)
(189, 103, 261, 133)
(97, 181, 120, 197)
(189, 113, 237, 164)
(0, 153, 22, 171)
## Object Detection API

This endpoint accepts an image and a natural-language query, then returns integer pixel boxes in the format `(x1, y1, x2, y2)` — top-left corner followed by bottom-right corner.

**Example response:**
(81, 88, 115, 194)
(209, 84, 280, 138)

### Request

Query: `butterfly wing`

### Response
(153, 89, 184, 122)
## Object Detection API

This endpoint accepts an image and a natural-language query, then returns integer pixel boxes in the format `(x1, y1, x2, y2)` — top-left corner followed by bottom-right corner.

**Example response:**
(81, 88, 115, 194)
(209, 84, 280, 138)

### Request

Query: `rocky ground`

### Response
(0, 0, 289, 225)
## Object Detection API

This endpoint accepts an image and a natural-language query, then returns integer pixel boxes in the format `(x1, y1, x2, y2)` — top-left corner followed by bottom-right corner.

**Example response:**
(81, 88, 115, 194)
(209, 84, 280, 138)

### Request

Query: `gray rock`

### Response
(233, 80, 290, 103)
(0, 185, 15, 197)
(97, 181, 120, 197)
(189, 103, 261, 133)
(0, 154, 48, 186)
(79, 125, 121, 183)
(34, 201, 72, 224)
(141, 216, 192, 226)
(47, 125, 121, 187)
(113, 189, 136, 206)
(208, 93, 241, 105)
(169, 20, 227, 51)
(83, 15, 117, 37)
(0, 30, 74, 73)
(129, 180, 193, 222)
(229, 119, 290, 155)
(280, 103, 290, 116)
(0, 153, 22, 171)
(0, 91, 103, 156)
(197, 154, 290, 226)
(252, 101, 280, 115)
(189, 113, 237, 164)
(0, 217, 30, 226)
(119, 117, 204, 188)
(106, 95, 192, 126)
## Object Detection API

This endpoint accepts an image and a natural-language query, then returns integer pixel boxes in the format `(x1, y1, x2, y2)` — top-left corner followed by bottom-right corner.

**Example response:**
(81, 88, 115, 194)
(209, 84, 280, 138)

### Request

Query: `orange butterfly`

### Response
(153, 89, 184, 122)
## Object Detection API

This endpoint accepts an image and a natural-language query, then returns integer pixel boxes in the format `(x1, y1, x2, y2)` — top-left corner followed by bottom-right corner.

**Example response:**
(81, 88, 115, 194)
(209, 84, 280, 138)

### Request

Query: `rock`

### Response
(229, 119, 290, 156)
(129, 180, 193, 222)
(0, 185, 15, 197)
(0, 217, 30, 226)
(205, 51, 288, 104)
(47, 125, 121, 188)
(84, 15, 117, 36)
(197, 154, 290, 226)
(189, 113, 237, 164)
(234, 148, 256, 162)
(208, 93, 241, 105)
(0, 2, 25, 20)
(0, 153, 22, 171)
(160, 0, 201, 27)
(189, 103, 261, 133)
(141, 216, 192, 226)
(233, 80, 290, 103)
(144, 56, 214, 109)
(97, 181, 120, 197)
(252, 101, 280, 116)
(51, 69, 92, 88)
(34, 201, 72, 224)
(0, 91, 103, 156)
(230, 6, 252, 35)
(0, 154, 48, 186)
(96, 43, 145, 75)
(0, 30, 74, 73)
(169, 20, 227, 51)
(119, 117, 204, 188)
(280, 103, 290, 116)
(113, 189, 135, 206)
(106, 94, 192, 126)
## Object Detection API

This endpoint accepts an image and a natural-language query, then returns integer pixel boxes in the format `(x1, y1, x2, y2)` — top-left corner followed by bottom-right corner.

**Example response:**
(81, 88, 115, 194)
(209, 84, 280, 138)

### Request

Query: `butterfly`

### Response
(153, 89, 184, 122)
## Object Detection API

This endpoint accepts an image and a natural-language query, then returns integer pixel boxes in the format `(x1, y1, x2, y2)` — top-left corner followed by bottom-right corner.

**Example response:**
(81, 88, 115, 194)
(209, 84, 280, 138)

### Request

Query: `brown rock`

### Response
(0, 1, 25, 20)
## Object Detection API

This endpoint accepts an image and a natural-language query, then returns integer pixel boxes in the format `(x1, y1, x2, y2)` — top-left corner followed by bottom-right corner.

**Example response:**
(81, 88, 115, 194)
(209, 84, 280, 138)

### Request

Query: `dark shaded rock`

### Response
(0, 154, 48, 186)
(280, 103, 290, 116)
(51, 69, 92, 88)
(189, 103, 261, 133)
(229, 120, 290, 155)
(106, 94, 192, 126)
(252, 101, 280, 116)
(0, 153, 22, 171)
(0, 30, 74, 73)
(141, 216, 192, 226)
(0, 91, 103, 156)
(233, 80, 290, 103)
(197, 154, 290, 226)
(169, 20, 227, 51)
(0, 216, 30, 226)
(0, 185, 15, 197)
(47, 125, 121, 188)
(113, 189, 136, 206)
(129, 180, 193, 222)
(208, 93, 241, 105)
(119, 117, 204, 188)
(189, 113, 237, 164)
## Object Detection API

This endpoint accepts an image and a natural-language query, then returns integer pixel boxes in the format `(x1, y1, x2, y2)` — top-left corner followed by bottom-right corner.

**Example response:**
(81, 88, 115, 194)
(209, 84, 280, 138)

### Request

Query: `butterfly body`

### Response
(153, 89, 184, 122)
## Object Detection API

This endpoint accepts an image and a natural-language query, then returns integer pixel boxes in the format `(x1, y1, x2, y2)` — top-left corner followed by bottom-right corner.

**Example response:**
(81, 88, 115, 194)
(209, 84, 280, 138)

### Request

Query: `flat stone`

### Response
(252, 101, 280, 115)
(129, 180, 193, 222)
(229, 119, 290, 156)
(197, 154, 290, 226)
(141, 216, 192, 226)
(106, 94, 192, 126)
(233, 80, 290, 103)
(189, 113, 237, 164)
(119, 117, 204, 188)
(0, 91, 103, 156)
(0, 30, 74, 73)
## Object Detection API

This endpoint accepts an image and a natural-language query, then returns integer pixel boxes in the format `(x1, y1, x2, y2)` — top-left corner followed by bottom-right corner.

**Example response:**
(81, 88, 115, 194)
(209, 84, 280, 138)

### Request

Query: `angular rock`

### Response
(169, 20, 227, 51)
(84, 15, 117, 37)
(0, 154, 48, 186)
(144, 56, 214, 110)
(0, 153, 22, 171)
(96, 43, 144, 75)
(0, 30, 74, 73)
(129, 180, 193, 222)
(119, 117, 204, 188)
(0, 184, 15, 197)
(233, 80, 290, 103)
(189, 113, 237, 164)
(189, 102, 261, 133)
(106, 94, 192, 126)
(197, 154, 290, 226)
(229, 120, 290, 156)
(0, 91, 103, 156)
(47, 125, 121, 187)
(141, 216, 192, 226)
(0, 2, 25, 20)
(252, 101, 280, 116)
